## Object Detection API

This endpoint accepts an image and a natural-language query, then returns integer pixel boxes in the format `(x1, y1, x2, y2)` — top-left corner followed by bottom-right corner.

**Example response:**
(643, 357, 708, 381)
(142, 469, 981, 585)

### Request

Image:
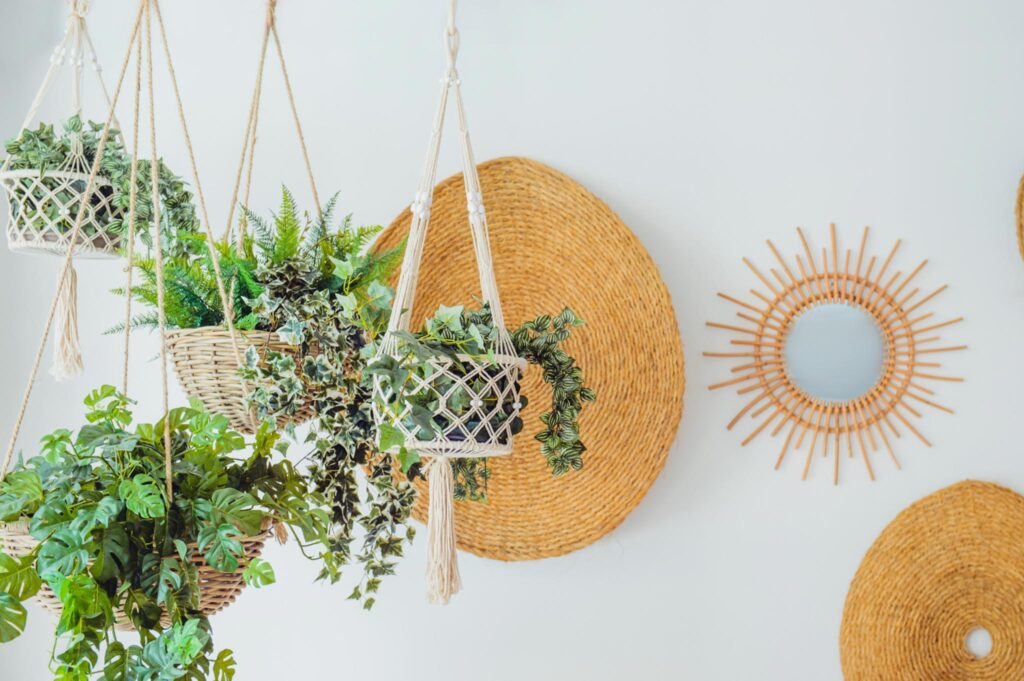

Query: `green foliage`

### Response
(368, 303, 595, 499)
(4, 116, 199, 253)
(0, 387, 338, 679)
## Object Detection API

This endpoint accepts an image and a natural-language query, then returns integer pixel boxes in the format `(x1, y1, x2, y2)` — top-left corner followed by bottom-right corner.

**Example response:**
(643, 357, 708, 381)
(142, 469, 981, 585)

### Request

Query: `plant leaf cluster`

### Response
(4, 116, 199, 254)
(0, 385, 339, 680)
(368, 303, 595, 500)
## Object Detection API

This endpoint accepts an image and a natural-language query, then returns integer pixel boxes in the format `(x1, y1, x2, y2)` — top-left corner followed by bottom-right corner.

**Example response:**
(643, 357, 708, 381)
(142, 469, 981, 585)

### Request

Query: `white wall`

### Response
(1, 1, 1022, 679)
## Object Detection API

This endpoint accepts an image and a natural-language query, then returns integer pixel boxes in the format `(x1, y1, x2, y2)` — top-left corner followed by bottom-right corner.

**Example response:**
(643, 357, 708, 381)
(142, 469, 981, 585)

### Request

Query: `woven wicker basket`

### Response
(0, 519, 269, 631)
(166, 327, 314, 434)
(1, 168, 123, 258)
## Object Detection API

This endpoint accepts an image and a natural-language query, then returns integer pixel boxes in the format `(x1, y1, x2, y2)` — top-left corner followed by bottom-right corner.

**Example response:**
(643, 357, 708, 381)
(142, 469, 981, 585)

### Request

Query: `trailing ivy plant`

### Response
(367, 302, 596, 501)
(0, 386, 339, 680)
(115, 187, 414, 608)
(4, 115, 199, 255)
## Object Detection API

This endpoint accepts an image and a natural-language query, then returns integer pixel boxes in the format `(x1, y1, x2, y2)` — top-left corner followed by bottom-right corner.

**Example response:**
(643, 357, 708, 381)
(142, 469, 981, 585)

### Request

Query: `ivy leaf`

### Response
(197, 523, 244, 573)
(431, 304, 464, 334)
(377, 423, 406, 453)
(0, 592, 27, 642)
(37, 528, 89, 578)
(397, 448, 420, 475)
(0, 551, 41, 601)
(118, 474, 165, 519)
(277, 319, 305, 346)
(242, 557, 275, 588)
(330, 255, 355, 281)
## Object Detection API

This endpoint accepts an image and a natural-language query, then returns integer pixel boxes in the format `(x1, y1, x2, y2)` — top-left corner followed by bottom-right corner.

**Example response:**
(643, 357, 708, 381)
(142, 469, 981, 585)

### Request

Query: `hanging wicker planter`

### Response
(1, 167, 124, 257)
(166, 327, 314, 433)
(0, 519, 270, 631)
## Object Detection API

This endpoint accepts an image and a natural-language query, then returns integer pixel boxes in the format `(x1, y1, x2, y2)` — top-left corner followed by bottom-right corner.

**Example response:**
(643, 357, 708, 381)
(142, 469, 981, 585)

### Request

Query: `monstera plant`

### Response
(0, 386, 338, 679)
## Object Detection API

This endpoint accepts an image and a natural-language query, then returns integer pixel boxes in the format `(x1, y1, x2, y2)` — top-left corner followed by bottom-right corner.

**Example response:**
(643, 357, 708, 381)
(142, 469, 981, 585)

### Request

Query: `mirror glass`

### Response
(783, 303, 886, 403)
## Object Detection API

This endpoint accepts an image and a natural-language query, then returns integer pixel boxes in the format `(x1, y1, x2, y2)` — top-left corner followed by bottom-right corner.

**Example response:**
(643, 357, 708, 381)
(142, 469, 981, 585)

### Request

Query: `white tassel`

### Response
(425, 456, 461, 605)
(50, 264, 83, 381)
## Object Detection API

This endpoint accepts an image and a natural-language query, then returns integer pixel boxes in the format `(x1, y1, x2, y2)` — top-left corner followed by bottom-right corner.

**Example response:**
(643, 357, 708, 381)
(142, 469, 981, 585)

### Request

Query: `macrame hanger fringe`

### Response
(387, 0, 513, 604)
(50, 264, 82, 381)
(425, 456, 461, 604)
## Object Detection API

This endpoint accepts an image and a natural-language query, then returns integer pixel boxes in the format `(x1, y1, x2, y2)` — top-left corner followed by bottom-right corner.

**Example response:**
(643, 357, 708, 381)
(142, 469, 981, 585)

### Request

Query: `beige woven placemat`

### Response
(373, 156, 684, 561)
(840, 480, 1024, 680)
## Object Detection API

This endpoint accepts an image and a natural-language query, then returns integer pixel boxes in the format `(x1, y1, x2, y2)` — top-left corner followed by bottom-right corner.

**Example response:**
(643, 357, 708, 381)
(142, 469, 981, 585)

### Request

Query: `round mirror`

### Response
(784, 303, 887, 403)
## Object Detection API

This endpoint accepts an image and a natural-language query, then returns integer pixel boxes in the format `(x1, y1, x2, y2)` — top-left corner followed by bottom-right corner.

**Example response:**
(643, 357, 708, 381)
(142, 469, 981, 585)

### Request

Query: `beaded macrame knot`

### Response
(411, 191, 433, 219)
(467, 191, 485, 218)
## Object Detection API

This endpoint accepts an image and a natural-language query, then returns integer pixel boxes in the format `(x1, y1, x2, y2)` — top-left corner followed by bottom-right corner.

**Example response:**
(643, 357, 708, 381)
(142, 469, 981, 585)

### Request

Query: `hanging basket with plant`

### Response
(368, 0, 595, 605)
(0, 1, 200, 381)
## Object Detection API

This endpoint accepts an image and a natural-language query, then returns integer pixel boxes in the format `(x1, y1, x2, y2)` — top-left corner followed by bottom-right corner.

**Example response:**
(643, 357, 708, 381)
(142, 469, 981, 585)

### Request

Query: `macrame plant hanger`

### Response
(2, 0, 248, 529)
(0, 0, 127, 380)
(159, 0, 317, 437)
(373, 0, 527, 605)
(223, 0, 321, 253)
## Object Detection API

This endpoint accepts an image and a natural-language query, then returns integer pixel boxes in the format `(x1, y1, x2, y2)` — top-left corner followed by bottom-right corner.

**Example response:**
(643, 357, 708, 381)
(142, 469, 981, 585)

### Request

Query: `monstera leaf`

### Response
(0, 551, 41, 601)
(0, 592, 26, 642)
(118, 475, 165, 519)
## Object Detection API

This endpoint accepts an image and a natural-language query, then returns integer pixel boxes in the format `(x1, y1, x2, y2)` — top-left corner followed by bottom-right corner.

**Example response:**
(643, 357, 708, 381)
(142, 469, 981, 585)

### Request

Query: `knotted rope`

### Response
(224, 0, 321, 253)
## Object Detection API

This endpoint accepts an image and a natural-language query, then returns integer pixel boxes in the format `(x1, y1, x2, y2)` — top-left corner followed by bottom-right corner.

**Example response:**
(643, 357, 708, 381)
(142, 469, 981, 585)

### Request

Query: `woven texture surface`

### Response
(166, 327, 313, 434)
(0, 520, 268, 630)
(374, 156, 684, 561)
(840, 480, 1024, 680)
(2, 169, 123, 258)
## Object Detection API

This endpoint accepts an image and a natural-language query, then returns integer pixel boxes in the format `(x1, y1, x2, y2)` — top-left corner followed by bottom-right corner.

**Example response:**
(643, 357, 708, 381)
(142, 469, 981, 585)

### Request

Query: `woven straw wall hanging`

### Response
(705, 224, 964, 484)
(374, 157, 684, 563)
(1, 0, 269, 627)
(164, 0, 322, 434)
(1, 0, 126, 379)
(841, 480, 1024, 680)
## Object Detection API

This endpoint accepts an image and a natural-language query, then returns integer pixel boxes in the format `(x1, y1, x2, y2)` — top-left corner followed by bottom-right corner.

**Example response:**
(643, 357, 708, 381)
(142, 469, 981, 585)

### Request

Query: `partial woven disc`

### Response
(840, 480, 1024, 680)
(374, 156, 684, 561)
(1015, 173, 1024, 261)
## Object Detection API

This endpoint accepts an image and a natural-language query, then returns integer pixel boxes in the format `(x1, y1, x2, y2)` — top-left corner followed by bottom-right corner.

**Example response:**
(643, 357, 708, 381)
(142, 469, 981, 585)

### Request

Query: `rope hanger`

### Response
(1, 0, 252, 504)
(224, 0, 321, 253)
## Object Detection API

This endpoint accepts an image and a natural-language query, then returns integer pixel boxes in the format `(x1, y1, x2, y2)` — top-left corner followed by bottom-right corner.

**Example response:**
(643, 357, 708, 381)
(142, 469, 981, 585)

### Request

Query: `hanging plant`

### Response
(0, 385, 340, 679)
(367, 303, 595, 500)
(2, 116, 199, 257)
(116, 188, 415, 607)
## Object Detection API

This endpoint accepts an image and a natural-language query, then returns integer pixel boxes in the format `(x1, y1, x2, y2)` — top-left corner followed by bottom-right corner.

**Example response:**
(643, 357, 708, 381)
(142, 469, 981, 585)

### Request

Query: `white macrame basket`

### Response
(2, 167, 123, 257)
(372, 0, 525, 605)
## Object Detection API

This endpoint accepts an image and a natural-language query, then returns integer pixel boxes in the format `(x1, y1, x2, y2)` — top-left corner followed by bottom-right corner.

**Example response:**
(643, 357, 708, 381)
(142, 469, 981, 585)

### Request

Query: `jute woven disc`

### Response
(373, 156, 684, 561)
(840, 480, 1024, 680)
(1015, 173, 1024, 261)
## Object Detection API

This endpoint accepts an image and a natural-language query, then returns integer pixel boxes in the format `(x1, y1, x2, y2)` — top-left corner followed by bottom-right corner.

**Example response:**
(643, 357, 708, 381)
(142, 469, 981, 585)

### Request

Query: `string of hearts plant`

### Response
(0, 386, 338, 680)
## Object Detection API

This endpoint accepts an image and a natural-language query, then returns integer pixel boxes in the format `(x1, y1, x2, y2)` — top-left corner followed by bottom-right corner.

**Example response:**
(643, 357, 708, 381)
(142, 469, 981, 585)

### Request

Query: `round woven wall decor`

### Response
(373, 156, 684, 561)
(840, 480, 1024, 680)
(1015, 173, 1024, 260)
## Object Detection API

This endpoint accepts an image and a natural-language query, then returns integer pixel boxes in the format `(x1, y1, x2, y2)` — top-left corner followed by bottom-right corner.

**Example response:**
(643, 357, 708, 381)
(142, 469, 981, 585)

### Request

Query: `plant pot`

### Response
(1, 168, 124, 258)
(166, 327, 314, 434)
(373, 352, 527, 457)
(0, 519, 270, 631)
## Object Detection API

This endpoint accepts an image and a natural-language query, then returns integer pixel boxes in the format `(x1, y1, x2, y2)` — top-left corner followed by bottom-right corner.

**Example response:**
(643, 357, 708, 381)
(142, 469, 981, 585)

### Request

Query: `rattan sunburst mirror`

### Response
(705, 224, 965, 484)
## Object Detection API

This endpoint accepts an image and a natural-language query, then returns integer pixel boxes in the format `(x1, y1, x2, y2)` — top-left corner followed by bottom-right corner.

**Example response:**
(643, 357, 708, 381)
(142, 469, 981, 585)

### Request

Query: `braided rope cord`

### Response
(223, 0, 321, 252)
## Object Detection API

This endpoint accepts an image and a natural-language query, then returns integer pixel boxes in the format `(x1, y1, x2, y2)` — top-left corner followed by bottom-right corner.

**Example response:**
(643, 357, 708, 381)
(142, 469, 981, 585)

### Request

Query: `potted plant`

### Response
(368, 302, 595, 499)
(118, 188, 416, 606)
(0, 385, 340, 679)
(2, 115, 198, 257)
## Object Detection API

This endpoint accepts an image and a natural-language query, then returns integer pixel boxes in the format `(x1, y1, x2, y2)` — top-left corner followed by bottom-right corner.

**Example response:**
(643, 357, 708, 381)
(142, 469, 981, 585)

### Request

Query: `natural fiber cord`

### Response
(840, 480, 1024, 680)
(374, 156, 685, 561)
